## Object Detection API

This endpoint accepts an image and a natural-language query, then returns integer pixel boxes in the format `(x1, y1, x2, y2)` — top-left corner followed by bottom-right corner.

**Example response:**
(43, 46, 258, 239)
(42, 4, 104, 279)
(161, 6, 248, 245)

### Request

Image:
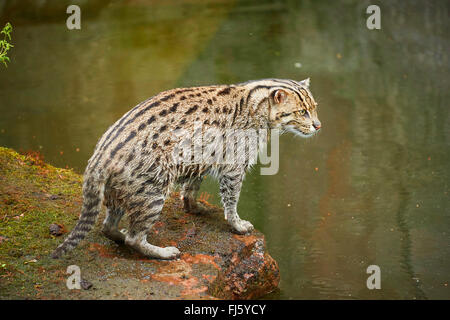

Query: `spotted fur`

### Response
(52, 78, 321, 259)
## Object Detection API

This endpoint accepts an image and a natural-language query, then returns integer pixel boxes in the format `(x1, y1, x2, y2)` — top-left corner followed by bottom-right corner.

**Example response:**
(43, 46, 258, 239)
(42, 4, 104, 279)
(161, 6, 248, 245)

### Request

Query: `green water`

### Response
(0, 0, 448, 299)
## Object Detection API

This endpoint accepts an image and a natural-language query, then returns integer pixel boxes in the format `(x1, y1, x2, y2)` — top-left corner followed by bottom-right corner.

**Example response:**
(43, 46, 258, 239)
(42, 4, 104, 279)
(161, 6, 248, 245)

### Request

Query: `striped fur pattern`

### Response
(51, 78, 321, 259)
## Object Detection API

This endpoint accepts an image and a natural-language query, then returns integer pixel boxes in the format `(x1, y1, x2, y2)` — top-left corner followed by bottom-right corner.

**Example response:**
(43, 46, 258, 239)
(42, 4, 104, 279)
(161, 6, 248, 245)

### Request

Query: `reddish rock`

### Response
(84, 193, 280, 300)
(208, 235, 280, 299)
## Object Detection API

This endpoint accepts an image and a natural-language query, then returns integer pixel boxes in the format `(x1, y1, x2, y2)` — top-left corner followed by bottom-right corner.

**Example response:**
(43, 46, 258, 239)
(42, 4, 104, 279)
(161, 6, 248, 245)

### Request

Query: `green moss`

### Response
(0, 147, 83, 297)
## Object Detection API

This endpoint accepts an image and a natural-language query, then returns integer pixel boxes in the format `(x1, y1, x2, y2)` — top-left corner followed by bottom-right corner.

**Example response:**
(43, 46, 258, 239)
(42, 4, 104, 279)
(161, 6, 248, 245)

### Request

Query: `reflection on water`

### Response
(0, 0, 448, 299)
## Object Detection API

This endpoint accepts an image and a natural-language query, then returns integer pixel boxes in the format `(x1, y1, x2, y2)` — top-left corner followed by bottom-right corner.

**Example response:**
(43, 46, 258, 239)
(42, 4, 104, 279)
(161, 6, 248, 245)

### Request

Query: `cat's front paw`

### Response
(230, 218, 254, 234)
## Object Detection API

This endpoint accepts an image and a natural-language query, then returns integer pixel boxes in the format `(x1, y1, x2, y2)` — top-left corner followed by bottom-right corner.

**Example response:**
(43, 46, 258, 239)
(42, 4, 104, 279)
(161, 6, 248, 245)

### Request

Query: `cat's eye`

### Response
(299, 110, 306, 116)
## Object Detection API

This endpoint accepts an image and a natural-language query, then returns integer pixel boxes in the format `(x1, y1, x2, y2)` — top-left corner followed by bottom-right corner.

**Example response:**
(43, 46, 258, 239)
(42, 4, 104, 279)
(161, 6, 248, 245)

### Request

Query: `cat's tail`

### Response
(51, 177, 105, 259)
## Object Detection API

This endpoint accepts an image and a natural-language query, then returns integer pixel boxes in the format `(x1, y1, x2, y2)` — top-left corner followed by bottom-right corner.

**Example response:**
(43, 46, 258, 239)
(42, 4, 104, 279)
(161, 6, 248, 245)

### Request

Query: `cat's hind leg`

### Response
(102, 206, 126, 244)
(124, 184, 180, 260)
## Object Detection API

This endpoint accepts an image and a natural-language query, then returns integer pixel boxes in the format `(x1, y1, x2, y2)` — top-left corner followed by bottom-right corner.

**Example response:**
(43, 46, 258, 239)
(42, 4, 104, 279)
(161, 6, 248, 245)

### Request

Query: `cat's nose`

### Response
(313, 121, 321, 130)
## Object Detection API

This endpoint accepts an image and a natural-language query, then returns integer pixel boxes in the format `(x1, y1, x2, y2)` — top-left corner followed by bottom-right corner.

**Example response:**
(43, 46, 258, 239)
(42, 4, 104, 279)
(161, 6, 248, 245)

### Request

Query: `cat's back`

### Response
(85, 84, 242, 176)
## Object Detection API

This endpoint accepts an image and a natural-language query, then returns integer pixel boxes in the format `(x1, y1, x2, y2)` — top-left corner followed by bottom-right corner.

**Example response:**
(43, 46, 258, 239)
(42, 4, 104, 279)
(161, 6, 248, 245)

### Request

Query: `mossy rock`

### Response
(0, 147, 279, 299)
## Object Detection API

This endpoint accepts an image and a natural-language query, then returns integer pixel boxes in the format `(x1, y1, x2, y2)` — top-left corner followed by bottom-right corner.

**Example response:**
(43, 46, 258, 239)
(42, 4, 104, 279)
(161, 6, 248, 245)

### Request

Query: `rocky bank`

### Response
(0, 147, 279, 299)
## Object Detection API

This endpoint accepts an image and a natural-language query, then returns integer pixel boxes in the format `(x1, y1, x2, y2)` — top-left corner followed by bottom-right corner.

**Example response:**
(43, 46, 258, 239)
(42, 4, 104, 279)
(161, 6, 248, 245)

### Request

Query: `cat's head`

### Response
(268, 78, 321, 137)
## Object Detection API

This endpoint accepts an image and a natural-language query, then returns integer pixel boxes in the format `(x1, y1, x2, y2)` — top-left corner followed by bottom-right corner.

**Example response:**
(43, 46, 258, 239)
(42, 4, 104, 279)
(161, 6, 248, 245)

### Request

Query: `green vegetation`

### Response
(0, 147, 83, 298)
(0, 23, 13, 67)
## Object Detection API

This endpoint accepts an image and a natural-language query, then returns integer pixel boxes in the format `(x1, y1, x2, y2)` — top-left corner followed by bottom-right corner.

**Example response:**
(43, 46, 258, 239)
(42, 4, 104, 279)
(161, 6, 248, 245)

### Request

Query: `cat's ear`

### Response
(298, 78, 310, 88)
(273, 89, 288, 104)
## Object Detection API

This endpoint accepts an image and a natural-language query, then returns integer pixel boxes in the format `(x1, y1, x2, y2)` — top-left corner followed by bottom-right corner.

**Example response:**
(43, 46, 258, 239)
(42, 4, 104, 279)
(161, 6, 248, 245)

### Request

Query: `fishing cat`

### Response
(52, 78, 321, 260)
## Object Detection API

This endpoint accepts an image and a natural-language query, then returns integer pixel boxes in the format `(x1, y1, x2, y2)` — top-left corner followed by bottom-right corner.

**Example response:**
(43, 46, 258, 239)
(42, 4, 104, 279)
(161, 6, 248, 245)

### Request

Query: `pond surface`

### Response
(0, 0, 448, 299)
